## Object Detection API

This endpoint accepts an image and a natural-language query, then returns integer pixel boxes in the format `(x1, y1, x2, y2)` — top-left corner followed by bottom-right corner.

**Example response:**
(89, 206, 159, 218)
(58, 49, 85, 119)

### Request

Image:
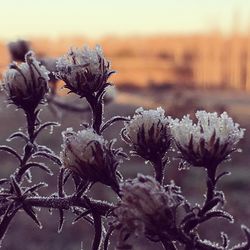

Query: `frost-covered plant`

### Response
(171, 111, 245, 168)
(0, 45, 249, 250)
(3, 51, 49, 112)
(121, 107, 171, 183)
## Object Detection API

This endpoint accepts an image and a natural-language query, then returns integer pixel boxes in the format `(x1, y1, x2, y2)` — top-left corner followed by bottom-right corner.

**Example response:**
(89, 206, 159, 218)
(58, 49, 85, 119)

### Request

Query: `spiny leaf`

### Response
(23, 205, 42, 228)
(10, 177, 22, 197)
(100, 116, 130, 133)
(205, 210, 234, 223)
(23, 182, 48, 195)
(32, 152, 62, 166)
(0, 179, 9, 186)
(34, 122, 60, 139)
(72, 209, 91, 224)
(0, 146, 22, 164)
(24, 162, 53, 175)
(7, 132, 29, 143)
(57, 209, 64, 233)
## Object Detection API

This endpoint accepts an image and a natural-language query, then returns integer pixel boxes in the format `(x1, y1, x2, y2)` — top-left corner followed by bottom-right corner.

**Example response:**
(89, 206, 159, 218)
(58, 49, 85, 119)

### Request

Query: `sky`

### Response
(0, 0, 250, 40)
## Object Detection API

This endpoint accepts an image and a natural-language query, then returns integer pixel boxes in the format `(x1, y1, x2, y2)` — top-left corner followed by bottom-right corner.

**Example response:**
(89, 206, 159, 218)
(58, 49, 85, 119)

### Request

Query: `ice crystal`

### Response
(113, 174, 184, 241)
(170, 111, 245, 167)
(61, 128, 120, 188)
(56, 45, 114, 97)
(122, 107, 171, 159)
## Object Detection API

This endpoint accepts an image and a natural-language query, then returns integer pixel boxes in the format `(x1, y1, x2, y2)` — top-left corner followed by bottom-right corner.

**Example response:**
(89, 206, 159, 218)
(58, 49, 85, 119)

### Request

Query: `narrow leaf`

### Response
(0, 146, 22, 164)
(32, 152, 62, 166)
(58, 209, 64, 233)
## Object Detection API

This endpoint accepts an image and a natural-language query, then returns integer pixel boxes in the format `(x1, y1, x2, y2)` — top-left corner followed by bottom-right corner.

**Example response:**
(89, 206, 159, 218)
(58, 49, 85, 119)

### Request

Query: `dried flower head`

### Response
(61, 128, 120, 190)
(113, 174, 184, 244)
(171, 111, 245, 167)
(121, 107, 171, 160)
(56, 45, 115, 97)
(2, 51, 49, 111)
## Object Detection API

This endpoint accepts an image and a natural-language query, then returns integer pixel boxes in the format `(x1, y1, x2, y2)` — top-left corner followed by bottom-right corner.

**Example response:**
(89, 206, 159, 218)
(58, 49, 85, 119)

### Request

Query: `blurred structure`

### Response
(8, 40, 30, 62)
(1, 31, 250, 91)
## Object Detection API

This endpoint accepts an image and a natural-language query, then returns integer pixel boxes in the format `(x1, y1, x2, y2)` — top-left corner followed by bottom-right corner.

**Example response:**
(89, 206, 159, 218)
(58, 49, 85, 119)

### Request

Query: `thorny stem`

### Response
(0, 197, 115, 217)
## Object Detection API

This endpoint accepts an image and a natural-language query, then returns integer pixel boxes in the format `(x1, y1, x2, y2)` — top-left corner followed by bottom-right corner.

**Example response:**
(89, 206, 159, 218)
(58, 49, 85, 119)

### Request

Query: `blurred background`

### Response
(0, 0, 250, 249)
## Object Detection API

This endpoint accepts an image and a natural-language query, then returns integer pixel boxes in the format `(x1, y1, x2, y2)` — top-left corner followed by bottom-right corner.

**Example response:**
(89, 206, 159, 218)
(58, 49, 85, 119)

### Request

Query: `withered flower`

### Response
(2, 51, 49, 111)
(56, 45, 115, 97)
(113, 174, 184, 245)
(61, 128, 121, 191)
(171, 111, 244, 167)
(121, 107, 171, 160)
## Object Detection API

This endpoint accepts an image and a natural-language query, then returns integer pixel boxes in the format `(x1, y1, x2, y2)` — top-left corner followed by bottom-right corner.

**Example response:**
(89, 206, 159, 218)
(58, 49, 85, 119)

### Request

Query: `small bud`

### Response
(171, 111, 245, 167)
(121, 107, 171, 160)
(61, 128, 120, 189)
(2, 51, 49, 111)
(56, 45, 115, 97)
(113, 174, 184, 242)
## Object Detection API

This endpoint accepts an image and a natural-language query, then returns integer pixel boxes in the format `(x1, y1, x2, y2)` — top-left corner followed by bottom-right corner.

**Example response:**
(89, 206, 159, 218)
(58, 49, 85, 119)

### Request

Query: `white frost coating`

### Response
(124, 107, 170, 144)
(3, 51, 49, 98)
(114, 174, 182, 236)
(171, 111, 244, 151)
(61, 127, 105, 168)
(56, 45, 111, 89)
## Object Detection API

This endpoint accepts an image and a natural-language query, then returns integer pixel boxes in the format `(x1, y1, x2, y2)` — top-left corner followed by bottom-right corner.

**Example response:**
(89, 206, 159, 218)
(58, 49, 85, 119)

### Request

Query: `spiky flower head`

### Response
(121, 107, 171, 160)
(113, 174, 184, 245)
(61, 128, 120, 190)
(171, 111, 245, 167)
(56, 45, 115, 98)
(2, 51, 49, 111)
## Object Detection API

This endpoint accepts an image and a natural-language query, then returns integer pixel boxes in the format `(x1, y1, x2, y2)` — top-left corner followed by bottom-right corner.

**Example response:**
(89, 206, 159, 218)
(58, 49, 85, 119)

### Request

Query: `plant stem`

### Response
(152, 158, 164, 184)
(0, 197, 114, 217)
(86, 95, 103, 135)
(199, 164, 218, 216)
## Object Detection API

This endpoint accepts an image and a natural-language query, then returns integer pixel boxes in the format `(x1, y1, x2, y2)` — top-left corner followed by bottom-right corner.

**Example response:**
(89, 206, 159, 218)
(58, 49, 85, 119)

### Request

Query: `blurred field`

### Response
(0, 84, 250, 249)
(1, 32, 250, 90)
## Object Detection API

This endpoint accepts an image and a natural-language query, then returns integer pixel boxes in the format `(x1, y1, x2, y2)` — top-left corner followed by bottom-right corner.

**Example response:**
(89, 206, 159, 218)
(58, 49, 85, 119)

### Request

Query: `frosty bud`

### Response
(113, 174, 184, 242)
(121, 107, 171, 160)
(171, 111, 245, 167)
(56, 45, 115, 97)
(2, 51, 49, 111)
(61, 128, 120, 190)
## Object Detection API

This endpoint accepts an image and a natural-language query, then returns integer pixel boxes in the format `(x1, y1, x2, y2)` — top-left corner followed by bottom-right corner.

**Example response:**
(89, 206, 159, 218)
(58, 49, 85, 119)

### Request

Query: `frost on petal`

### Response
(61, 128, 120, 188)
(2, 51, 49, 111)
(56, 45, 114, 97)
(170, 111, 245, 167)
(122, 107, 172, 160)
(113, 174, 184, 243)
